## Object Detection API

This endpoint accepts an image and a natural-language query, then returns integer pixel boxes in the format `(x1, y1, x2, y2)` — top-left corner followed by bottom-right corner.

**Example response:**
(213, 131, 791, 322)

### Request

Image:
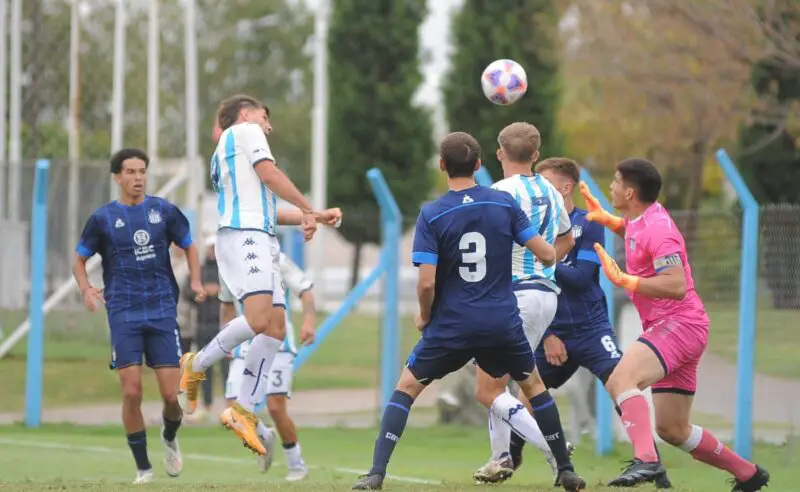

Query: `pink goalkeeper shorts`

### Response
(638, 317, 709, 395)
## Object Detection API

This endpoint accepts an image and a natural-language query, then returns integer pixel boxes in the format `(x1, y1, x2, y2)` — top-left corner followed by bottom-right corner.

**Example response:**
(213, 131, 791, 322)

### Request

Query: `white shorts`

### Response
(225, 352, 295, 400)
(514, 288, 558, 350)
(216, 228, 286, 306)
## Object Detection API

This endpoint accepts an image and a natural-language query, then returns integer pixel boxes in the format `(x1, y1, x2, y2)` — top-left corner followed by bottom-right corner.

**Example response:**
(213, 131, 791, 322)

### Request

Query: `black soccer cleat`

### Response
(730, 465, 770, 492)
(654, 470, 673, 489)
(557, 469, 587, 492)
(607, 459, 666, 487)
(353, 473, 384, 490)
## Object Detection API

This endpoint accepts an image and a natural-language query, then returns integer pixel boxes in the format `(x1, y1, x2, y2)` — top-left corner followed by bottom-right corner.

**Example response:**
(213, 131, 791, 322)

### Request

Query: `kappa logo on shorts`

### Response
(243, 237, 256, 247)
(248, 266, 262, 275)
(245, 252, 258, 261)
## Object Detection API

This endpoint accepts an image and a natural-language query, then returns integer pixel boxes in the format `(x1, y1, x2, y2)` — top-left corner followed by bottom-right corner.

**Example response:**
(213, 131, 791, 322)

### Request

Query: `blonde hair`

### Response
(497, 122, 541, 162)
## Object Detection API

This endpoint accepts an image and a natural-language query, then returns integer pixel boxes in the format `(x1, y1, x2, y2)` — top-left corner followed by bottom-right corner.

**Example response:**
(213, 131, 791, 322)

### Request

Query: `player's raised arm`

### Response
(555, 221, 603, 291)
(593, 236, 686, 299)
(165, 202, 206, 303)
(73, 214, 105, 312)
(279, 253, 317, 345)
(411, 211, 438, 327)
(553, 191, 575, 259)
(579, 182, 625, 238)
(508, 196, 556, 266)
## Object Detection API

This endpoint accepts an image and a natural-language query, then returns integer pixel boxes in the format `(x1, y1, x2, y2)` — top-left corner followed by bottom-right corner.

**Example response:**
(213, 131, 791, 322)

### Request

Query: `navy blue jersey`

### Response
(76, 196, 193, 325)
(412, 186, 536, 348)
(550, 207, 608, 333)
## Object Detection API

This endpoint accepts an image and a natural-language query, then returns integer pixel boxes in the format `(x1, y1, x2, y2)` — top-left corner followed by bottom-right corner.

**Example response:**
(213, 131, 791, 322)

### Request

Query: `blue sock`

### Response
(127, 430, 152, 471)
(530, 391, 573, 471)
(368, 391, 415, 477)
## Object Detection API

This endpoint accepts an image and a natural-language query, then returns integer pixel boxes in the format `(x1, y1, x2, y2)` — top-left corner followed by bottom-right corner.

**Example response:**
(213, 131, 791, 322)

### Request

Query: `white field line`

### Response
(0, 437, 440, 485)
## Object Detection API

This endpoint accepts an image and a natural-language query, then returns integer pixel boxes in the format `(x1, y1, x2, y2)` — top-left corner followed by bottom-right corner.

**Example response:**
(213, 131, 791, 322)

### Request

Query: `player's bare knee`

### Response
(656, 421, 691, 446)
(121, 382, 143, 406)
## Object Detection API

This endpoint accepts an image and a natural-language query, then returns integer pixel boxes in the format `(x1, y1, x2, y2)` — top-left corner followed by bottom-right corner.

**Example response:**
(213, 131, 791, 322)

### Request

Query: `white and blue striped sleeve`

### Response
(240, 123, 275, 167)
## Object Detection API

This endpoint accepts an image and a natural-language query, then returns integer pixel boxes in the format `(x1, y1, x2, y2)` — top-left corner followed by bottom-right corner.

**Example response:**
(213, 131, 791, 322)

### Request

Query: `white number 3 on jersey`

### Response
(459, 232, 487, 282)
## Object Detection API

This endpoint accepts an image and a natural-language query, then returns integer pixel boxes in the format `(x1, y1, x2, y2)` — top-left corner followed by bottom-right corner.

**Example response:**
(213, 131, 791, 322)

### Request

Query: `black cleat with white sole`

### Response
(730, 465, 770, 492)
(608, 459, 666, 487)
(353, 473, 384, 490)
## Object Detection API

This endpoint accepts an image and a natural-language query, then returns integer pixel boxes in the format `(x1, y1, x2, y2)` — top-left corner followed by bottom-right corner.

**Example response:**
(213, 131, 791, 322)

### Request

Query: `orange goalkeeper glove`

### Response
(579, 182, 625, 234)
(594, 243, 640, 292)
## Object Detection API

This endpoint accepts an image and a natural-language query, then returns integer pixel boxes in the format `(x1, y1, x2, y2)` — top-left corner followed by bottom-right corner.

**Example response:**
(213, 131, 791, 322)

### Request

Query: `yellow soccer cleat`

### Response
(221, 403, 267, 455)
(178, 352, 205, 415)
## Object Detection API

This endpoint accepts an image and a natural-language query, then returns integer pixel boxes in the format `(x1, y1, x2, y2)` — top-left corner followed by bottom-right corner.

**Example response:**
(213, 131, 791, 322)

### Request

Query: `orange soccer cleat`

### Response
(178, 352, 205, 415)
(220, 403, 267, 455)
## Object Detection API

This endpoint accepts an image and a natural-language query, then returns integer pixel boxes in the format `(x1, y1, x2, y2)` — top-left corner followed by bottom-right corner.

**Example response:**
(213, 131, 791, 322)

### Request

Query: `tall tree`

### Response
(443, 0, 563, 181)
(328, 0, 435, 287)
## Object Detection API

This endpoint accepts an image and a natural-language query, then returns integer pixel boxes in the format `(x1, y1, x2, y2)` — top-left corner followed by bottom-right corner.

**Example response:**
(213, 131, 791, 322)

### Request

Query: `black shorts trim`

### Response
(240, 290, 273, 303)
(113, 362, 142, 370)
(637, 338, 669, 375)
(597, 366, 616, 385)
(651, 387, 695, 396)
(273, 303, 286, 308)
(268, 392, 290, 398)
(150, 363, 181, 369)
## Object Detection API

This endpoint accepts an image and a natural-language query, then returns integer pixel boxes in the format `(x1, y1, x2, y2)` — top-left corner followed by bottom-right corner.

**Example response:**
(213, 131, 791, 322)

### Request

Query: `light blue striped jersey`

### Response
(492, 173, 571, 289)
(209, 122, 278, 235)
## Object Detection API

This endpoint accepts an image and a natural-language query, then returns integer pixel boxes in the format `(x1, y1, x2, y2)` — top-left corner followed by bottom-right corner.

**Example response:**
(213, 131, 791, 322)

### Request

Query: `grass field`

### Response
(0, 309, 418, 413)
(2, 301, 800, 413)
(0, 424, 795, 491)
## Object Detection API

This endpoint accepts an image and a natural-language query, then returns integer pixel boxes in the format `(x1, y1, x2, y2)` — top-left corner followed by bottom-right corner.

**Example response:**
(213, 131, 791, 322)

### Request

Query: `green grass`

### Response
(0, 309, 418, 413)
(705, 303, 800, 379)
(0, 424, 795, 491)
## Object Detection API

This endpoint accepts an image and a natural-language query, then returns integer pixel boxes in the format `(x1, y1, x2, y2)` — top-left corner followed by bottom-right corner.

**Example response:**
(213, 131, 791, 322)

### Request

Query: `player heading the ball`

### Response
(352, 132, 584, 492)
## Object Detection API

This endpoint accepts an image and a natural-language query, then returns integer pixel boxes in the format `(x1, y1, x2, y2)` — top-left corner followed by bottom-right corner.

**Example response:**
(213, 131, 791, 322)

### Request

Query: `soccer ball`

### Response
(481, 59, 528, 106)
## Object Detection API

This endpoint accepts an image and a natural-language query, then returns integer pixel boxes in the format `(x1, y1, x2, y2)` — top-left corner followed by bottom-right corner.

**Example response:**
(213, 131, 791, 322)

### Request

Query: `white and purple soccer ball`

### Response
(481, 59, 528, 106)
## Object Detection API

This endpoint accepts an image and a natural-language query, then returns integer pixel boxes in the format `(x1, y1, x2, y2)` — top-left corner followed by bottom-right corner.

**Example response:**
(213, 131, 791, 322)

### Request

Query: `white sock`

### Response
(284, 443, 305, 468)
(488, 405, 512, 460)
(490, 392, 550, 455)
(236, 334, 282, 411)
(256, 421, 274, 443)
(193, 316, 255, 372)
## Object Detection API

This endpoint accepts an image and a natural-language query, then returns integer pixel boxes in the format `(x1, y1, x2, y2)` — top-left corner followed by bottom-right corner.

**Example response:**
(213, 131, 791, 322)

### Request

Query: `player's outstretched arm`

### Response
(298, 290, 317, 345)
(255, 160, 314, 214)
(280, 253, 317, 345)
(593, 244, 686, 299)
(579, 182, 625, 238)
(416, 264, 436, 325)
(277, 207, 342, 228)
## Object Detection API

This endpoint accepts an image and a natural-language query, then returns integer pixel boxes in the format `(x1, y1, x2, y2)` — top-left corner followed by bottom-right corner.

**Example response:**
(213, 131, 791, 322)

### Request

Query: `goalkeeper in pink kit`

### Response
(581, 158, 769, 491)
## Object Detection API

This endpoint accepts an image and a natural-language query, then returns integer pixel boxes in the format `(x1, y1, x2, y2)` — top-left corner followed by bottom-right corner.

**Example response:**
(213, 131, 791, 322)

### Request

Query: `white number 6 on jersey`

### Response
(459, 232, 487, 282)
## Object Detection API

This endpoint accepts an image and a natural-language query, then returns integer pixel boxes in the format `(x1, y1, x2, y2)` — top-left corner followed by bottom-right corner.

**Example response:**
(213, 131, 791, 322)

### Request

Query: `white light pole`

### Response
(310, 0, 330, 303)
(67, 0, 82, 262)
(0, 0, 9, 220)
(147, 0, 160, 171)
(7, 0, 20, 221)
(110, 0, 126, 200)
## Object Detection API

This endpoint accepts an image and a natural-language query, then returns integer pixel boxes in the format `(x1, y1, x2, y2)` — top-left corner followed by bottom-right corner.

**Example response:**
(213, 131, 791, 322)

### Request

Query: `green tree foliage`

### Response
(443, 0, 562, 181)
(327, 0, 435, 286)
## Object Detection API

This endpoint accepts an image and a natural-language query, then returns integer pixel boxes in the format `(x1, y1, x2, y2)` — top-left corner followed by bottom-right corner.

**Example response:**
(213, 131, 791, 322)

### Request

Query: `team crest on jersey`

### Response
(462, 194, 474, 204)
(148, 209, 162, 224)
(133, 229, 156, 262)
(629, 238, 636, 251)
(571, 225, 583, 239)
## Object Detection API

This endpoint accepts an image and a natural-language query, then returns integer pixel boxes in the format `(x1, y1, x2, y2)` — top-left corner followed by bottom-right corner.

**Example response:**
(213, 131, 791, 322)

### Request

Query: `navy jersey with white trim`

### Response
(76, 196, 192, 325)
(550, 208, 608, 332)
(412, 186, 537, 348)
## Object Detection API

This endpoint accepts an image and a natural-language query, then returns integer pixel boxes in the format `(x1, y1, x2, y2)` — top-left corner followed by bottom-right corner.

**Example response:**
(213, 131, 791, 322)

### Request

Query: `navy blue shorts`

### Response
(535, 323, 621, 389)
(406, 335, 535, 385)
(109, 318, 182, 370)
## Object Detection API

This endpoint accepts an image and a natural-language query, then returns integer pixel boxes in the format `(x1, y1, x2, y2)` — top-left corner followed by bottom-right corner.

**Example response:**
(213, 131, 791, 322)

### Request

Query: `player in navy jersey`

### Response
(73, 148, 206, 485)
(486, 158, 672, 489)
(352, 132, 585, 492)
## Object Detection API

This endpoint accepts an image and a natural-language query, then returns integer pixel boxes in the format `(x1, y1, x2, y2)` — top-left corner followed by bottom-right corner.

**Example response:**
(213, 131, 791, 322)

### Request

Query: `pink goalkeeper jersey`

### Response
(623, 202, 709, 329)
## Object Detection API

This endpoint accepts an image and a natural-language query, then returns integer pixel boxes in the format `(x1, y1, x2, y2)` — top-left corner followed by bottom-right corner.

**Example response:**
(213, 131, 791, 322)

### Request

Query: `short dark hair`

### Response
(110, 148, 149, 174)
(439, 132, 481, 178)
(616, 158, 662, 203)
(535, 157, 580, 184)
(216, 94, 269, 131)
(497, 122, 541, 162)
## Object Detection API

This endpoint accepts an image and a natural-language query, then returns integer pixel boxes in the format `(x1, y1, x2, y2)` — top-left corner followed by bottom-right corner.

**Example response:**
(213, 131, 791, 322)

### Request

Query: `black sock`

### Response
(615, 404, 663, 463)
(509, 430, 526, 463)
(127, 430, 152, 471)
(368, 390, 414, 477)
(162, 414, 182, 442)
(283, 441, 297, 450)
(529, 391, 572, 472)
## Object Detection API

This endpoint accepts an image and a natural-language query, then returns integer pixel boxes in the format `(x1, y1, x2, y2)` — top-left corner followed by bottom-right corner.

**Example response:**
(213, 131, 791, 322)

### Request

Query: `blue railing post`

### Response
(476, 166, 493, 187)
(579, 168, 615, 456)
(367, 169, 402, 411)
(715, 148, 758, 460)
(26, 159, 50, 428)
